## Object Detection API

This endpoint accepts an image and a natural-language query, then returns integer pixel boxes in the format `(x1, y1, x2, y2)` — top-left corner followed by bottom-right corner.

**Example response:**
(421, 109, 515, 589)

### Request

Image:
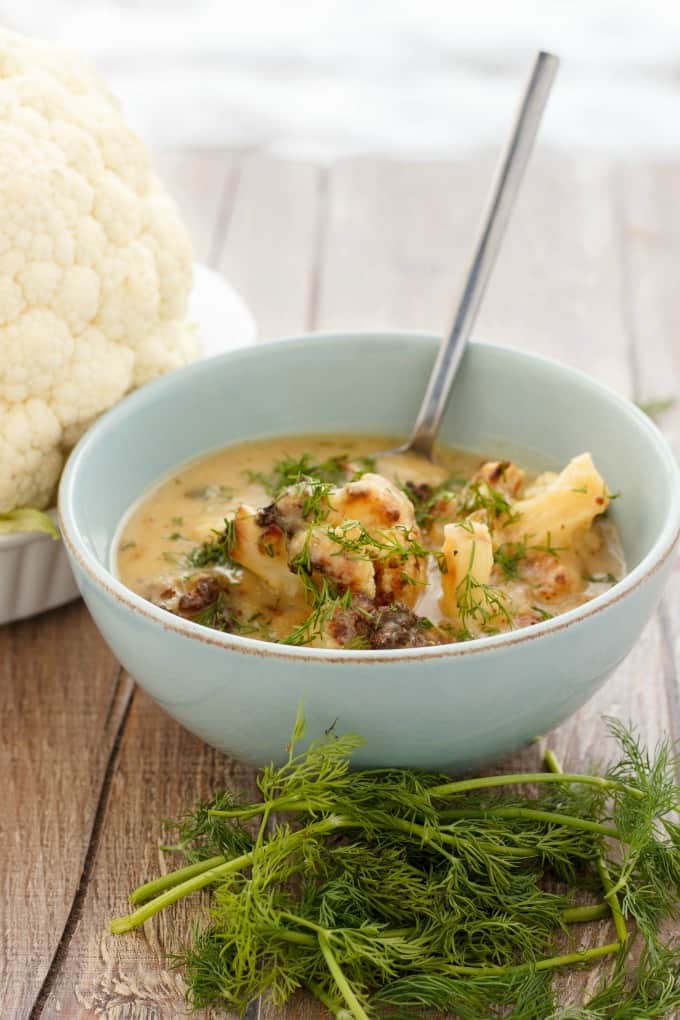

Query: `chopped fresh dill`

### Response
(401, 474, 464, 529)
(119, 540, 136, 552)
(282, 577, 351, 646)
(184, 483, 234, 502)
(247, 452, 373, 497)
(571, 484, 589, 494)
(192, 597, 274, 640)
(325, 520, 445, 571)
(300, 480, 335, 523)
(399, 570, 426, 587)
(530, 531, 566, 557)
(456, 478, 520, 528)
(192, 592, 232, 631)
(531, 604, 554, 620)
(186, 517, 238, 570)
(493, 540, 527, 580)
(456, 541, 514, 637)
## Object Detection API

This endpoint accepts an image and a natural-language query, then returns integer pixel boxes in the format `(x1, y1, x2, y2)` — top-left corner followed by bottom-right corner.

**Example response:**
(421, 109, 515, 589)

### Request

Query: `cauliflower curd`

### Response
(0, 29, 196, 513)
(117, 435, 625, 651)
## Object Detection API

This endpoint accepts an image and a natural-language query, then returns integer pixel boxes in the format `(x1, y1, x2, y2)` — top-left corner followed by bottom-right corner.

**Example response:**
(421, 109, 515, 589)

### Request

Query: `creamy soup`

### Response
(117, 435, 624, 650)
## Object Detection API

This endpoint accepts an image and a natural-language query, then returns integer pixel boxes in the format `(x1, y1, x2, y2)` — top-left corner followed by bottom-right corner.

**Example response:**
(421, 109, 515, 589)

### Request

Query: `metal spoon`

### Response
(378, 50, 559, 463)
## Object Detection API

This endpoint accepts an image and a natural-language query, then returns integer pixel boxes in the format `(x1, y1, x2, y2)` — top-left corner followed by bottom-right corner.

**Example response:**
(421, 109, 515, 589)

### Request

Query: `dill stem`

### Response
(545, 749, 628, 945)
(112, 815, 355, 934)
(208, 793, 308, 820)
(597, 856, 629, 945)
(208, 804, 264, 819)
(110, 851, 254, 934)
(429, 771, 643, 801)
(129, 855, 226, 904)
(562, 903, 611, 924)
(278, 911, 327, 934)
(318, 931, 371, 1020)
(441, 941, 621, 976)
(387, 814, 536, 858)
(307, 979, 353, 1019)
(275, 928, 317, 947)
(211, 802, 538, 858)
(440, 806, 621, 839)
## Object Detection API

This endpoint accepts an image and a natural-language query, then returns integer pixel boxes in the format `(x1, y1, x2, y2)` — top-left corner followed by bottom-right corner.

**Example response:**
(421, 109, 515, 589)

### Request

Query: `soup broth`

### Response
(118, 434, 624, 650)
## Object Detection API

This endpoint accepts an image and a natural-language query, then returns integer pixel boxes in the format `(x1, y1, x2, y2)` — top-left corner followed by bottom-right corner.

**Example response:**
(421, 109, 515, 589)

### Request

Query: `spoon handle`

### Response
(408, 50, 559, 459)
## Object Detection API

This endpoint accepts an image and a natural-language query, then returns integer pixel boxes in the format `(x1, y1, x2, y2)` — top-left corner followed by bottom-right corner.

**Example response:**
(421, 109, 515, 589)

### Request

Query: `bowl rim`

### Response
(58, 331, 680, 664)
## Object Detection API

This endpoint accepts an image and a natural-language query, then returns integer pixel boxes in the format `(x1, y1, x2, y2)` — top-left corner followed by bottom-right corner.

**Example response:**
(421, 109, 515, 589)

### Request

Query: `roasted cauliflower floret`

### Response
(440, 520, 511, 633)
(329, 473, 416, 531)
(503, 453, 610, 548)
(231, 505, 301, 601)
(288, 525, 376, 599)
(265, 482, 333, 535)
(260, 472, 427, 608)
(472, 460, 526, 498)
(440, 521, 494, 619)
(328, 473, 426, 606)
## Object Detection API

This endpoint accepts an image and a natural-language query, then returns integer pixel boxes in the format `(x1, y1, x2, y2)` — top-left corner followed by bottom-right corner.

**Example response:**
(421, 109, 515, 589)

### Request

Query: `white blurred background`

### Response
(2, 0, 679, 156)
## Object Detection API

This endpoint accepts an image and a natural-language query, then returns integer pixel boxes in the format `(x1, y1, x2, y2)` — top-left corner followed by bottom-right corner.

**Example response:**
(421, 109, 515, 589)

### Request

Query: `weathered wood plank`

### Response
(616, 159, 680, 742)
(316, 153, 631, 392)
(41, 685, 258, 1020)
(216, 154, 324, 339)
(154, 148, 241, 266)
(0, 604, 125, 1019)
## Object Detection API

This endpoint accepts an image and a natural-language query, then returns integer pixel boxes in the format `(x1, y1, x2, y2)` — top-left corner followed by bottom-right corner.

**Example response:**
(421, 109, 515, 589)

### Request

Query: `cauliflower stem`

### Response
(0, 507, 59, 538)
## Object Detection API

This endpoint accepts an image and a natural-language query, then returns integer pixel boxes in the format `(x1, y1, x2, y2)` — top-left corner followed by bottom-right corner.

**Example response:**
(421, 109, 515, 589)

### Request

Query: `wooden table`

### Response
(2, 149, 679, 1019)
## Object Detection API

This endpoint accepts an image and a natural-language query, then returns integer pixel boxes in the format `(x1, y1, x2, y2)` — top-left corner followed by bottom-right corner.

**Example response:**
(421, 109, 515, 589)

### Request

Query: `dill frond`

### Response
(111, 714, 680, 1019)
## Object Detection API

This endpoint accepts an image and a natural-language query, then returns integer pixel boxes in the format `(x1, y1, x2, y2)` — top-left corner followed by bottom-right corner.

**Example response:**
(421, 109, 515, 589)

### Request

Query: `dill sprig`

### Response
(186, 516, 239, 569)
(455, 540, 514, 638)
(494, 539, 528, 580)
(457, 478, 520, 527)
(282, 577, 352, 646)
(326, 520, 445, 572)
(111, 712, 680, 1019)
(401, 474, 465, 530)
(247, 452, 375, 497)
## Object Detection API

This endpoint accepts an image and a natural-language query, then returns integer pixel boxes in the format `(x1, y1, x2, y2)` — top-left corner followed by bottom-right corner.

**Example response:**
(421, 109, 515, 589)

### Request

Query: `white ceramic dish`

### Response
(0, 264, 256, 625)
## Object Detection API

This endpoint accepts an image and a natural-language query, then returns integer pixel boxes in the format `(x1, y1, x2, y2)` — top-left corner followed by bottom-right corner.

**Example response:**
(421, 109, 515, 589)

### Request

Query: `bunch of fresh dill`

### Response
(111, 711, 680, 1019)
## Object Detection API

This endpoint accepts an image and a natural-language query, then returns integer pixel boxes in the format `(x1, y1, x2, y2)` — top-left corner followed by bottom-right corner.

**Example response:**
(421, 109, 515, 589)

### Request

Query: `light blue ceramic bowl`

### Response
(58, 333, 680, 769)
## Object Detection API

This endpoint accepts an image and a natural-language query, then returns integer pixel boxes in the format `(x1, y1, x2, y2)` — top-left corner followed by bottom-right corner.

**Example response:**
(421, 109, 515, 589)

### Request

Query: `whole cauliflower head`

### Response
(0, 29, 197, 512)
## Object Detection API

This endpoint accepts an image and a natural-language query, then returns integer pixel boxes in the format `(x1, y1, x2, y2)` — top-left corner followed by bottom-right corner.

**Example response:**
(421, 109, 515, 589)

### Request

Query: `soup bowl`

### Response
(58, 333, 680, 769)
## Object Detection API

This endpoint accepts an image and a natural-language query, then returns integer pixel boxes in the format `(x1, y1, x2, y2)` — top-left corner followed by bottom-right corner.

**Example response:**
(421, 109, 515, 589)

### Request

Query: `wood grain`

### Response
(616, 159, 680, 742)
(4, 151, 678, 1019)
(40, 685, 258, 1020)
(216, 154, 324, 340)
(153, 148, 241, 268)
(0, 604, 125, 1019)
(316, 153, 631, 391)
